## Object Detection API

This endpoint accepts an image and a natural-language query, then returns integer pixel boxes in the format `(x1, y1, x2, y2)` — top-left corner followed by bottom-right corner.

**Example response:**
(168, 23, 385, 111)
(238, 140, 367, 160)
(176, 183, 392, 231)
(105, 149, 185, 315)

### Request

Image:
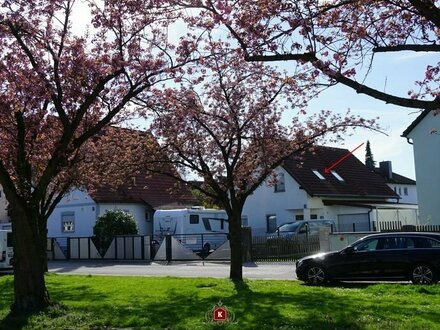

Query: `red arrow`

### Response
(324, 142, 365, 174)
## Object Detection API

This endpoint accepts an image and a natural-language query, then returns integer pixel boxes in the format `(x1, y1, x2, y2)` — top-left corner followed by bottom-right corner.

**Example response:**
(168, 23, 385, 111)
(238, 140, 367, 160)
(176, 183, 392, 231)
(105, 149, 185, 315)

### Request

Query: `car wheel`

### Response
(411, 265, 437, 285)
(306, 265, 326, 285)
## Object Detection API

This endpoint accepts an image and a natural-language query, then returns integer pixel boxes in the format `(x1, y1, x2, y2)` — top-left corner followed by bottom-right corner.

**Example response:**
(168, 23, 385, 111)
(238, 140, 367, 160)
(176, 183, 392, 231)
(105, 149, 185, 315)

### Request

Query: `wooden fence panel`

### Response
(251, 235, 320, 262)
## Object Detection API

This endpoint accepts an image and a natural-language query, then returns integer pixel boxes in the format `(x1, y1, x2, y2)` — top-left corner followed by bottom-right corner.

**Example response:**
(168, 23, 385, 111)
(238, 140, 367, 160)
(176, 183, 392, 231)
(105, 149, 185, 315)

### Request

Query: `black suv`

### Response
(296, 232, 440, 285)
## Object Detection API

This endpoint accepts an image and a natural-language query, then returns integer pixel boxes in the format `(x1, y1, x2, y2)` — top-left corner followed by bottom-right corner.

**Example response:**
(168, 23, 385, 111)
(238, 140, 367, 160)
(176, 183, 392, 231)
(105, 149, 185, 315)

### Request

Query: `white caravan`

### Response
(153, 208, 228, 252)
(0, 230, 13, 269)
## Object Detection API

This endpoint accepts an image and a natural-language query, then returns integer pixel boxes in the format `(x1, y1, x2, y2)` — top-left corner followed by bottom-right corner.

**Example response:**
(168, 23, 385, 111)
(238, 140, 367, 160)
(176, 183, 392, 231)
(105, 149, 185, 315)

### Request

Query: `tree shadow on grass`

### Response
(0, 276, 111, 330)
(70, 280, 372, 329)
(2, 276, 440, 329)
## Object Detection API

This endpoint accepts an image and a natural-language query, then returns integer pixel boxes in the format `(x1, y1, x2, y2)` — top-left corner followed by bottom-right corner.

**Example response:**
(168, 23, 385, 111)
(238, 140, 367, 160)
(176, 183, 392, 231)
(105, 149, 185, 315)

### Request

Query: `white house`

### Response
(402, 109, 440, 225)
(47, 172, 196, 237)
(242, 146, 418, 235)
(373, 161, 417, 205)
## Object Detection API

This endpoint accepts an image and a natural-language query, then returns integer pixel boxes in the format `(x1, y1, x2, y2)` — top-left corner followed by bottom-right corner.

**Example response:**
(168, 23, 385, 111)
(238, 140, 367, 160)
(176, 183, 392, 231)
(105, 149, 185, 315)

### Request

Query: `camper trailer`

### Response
(153, 208, 228, 252)
(0, 230, 13, 269)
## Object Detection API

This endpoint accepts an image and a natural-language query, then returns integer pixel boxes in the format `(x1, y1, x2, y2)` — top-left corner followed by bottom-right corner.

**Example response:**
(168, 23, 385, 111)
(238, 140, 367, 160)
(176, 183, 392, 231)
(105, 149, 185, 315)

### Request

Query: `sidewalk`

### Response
(48, 260, 296, 280)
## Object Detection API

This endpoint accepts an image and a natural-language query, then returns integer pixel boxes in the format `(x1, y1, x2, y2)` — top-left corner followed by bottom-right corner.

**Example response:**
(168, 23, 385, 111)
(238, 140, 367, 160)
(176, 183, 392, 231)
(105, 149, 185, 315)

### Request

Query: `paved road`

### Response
(48, 260, 297, 280)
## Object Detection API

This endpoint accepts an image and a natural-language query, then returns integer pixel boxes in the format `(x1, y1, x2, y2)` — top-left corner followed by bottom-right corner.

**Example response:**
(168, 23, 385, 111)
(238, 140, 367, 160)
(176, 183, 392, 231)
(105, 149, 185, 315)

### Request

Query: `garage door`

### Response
(338, 213, 370, 232)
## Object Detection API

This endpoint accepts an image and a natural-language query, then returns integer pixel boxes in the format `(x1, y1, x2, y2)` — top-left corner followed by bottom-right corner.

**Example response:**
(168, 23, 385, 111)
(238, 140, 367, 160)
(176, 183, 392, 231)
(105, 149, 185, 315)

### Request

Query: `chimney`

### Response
(379, 161, 393, 180)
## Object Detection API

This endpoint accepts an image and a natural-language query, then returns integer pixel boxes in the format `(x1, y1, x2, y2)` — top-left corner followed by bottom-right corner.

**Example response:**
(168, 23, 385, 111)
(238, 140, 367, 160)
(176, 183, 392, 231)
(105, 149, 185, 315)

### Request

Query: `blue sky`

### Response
(301, 51, 437, 180)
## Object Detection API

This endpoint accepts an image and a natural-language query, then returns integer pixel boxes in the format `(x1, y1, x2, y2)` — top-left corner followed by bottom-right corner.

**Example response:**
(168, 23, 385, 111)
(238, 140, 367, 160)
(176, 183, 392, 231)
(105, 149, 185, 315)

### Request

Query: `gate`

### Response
(47, 235, 151, 260)
(152, 233, 230, 261)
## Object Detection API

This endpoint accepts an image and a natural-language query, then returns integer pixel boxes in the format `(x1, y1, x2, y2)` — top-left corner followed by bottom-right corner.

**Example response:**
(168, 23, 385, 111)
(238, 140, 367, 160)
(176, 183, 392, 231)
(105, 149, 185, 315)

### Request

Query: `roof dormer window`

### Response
(312, 169, 325, 180)
(330, 170, 344, 182)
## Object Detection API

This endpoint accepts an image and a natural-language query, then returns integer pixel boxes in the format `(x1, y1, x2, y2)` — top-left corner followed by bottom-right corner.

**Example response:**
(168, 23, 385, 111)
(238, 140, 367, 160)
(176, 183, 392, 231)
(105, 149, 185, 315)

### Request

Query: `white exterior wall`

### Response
(98, 203, 152, 235)
(242, 167, 308, 235)
(242, 167, 395, 234)
(387, 183, 417, 204)
(48, 189, 153, 237)
(48, 189, 97, 237)
(407, 111, 440, 224)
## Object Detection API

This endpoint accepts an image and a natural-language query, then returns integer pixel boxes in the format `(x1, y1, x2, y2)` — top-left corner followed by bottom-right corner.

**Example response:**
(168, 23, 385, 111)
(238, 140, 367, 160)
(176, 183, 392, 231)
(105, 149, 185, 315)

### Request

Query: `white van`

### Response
(153, 208, 228, 252)
(0, 230, 13, 269)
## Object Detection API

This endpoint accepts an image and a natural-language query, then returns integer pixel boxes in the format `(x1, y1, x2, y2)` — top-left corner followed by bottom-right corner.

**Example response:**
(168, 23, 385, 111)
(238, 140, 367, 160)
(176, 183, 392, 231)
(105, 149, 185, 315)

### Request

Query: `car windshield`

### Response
(278, 223, 301, 232)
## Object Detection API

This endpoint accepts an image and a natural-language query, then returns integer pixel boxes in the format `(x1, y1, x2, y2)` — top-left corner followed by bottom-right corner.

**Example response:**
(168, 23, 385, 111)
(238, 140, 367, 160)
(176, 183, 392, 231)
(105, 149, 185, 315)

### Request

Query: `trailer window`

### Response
(203, 218, 212, 231)
(7, 232, 13, 247)
(189, 214, 199, 224)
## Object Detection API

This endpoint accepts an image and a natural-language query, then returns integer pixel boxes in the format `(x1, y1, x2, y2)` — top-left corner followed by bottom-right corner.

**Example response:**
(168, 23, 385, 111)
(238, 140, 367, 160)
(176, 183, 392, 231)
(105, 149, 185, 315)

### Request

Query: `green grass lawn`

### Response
(1, 274, 440, 330)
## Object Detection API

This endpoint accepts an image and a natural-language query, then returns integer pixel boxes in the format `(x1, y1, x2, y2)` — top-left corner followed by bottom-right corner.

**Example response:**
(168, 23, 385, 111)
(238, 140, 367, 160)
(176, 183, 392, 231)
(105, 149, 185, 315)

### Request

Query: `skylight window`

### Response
(312, 170, 325, 180)
(331, 170, 345, 182)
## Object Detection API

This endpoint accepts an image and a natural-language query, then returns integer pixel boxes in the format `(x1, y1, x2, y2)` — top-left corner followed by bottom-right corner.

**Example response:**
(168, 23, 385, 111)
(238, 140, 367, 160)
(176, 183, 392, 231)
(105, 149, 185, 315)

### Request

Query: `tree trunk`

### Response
(228, 211, 243, 280)
(38, 216, 49, 272)
(10, 204, 50, 313)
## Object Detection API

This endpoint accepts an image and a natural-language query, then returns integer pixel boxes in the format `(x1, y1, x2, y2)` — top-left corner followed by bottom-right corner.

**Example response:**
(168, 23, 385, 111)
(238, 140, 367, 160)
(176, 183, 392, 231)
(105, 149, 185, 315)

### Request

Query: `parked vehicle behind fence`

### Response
(296, 232, 440, 285)
(0, 230, 13, 269)
(270, 220, 336, 239)
(153, 207, 228, 252)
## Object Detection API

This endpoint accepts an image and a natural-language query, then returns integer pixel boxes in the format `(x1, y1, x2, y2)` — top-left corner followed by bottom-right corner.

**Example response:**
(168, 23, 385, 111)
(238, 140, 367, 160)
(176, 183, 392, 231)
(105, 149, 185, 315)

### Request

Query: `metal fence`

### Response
(251, 234, 321, 262)
(47, 231, 327, 263)
(152, 233, 229, 261)
(48, 234, 230, 262)
(47, 235, 151, 261)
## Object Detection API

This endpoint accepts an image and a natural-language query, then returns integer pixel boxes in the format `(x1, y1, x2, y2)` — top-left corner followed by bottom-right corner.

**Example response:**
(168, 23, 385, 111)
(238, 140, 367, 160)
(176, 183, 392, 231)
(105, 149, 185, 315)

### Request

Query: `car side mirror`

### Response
(343, 246, 355, 254)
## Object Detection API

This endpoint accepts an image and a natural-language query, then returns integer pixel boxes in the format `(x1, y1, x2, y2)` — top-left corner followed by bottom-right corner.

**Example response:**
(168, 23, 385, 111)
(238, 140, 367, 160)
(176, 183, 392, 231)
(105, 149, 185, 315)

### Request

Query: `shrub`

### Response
(93, 210, 138, 254)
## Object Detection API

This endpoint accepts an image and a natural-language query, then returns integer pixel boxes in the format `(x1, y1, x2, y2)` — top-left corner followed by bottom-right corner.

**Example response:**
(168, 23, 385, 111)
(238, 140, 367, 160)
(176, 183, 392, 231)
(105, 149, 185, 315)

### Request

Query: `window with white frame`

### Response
(404, 187, 408, 196)
(312, 169, 325, 180)
(330, 170, 344, 182)
(274, 173, 285, 192)
(61, 212, 75, 233)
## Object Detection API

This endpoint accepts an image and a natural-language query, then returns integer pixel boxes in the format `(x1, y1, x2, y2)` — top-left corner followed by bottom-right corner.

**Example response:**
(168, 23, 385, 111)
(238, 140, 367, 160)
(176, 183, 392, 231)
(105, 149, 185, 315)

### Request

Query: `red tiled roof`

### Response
(283, 146, 399, 199)
(90, 171, 197, 209)
(88, 126, 197, 209)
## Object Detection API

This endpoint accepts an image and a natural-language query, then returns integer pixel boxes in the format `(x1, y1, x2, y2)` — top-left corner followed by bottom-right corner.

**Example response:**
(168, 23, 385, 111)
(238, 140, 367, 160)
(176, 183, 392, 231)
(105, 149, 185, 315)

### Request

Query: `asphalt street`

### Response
(48, 260, 297, 280)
